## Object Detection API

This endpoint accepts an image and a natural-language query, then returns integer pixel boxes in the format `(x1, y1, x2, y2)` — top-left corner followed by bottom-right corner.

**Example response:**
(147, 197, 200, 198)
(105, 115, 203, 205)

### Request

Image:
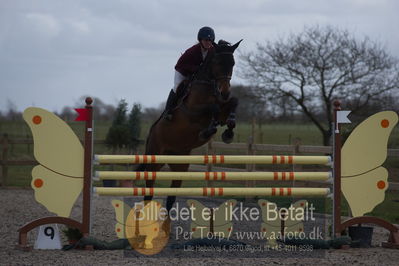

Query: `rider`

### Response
(163, 26, 216, 120)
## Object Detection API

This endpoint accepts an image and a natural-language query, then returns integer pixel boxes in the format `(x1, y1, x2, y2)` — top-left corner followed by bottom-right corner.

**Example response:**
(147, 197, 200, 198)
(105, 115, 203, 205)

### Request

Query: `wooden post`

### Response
(1, 134, 9, 187)
(246, 120, 255, 201)
(251, 117, 256, 145)
(82, 98, 93, 236)
(292, 137, 302, 189)
(246, 136, 254, 171)
(206, 138, 213, 172)
(293, 137, 303, 171)
(294, 137, 301, 154)
(246, 117, 256, 172)
(206, 138, 213, 187)
(333, 100, 342, 237)
(10, 136, 14, 156)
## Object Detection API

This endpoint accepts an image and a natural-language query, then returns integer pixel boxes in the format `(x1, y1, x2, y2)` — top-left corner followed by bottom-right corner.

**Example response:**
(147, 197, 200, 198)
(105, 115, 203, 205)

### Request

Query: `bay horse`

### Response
(135, 40, 242, 212)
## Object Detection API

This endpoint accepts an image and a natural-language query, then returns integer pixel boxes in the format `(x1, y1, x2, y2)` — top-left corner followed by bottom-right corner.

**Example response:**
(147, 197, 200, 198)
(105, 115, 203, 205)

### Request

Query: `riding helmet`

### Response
(197, 26, 215, 42)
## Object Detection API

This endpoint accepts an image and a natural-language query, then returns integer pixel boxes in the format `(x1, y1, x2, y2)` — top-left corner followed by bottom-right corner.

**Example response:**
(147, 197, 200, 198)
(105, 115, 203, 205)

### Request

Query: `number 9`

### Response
(44, 226, 55, 240)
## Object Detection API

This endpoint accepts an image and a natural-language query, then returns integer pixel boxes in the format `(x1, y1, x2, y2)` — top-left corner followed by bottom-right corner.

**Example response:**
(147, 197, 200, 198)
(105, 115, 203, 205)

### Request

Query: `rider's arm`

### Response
(175, 44, 202, 77)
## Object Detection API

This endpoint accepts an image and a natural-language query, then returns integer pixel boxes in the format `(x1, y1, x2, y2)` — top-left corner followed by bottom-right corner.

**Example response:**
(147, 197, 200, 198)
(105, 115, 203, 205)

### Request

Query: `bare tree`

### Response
(240, 25, 399, 145)
(59, 106, 74, 121)
(231, 85, 266, 122)
(6, 99, 21, 121)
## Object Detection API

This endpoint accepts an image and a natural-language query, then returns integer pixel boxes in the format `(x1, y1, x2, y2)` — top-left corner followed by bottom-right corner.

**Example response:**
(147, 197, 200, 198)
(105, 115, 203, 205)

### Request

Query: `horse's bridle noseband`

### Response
(213, 51, 234, 82)
(215, 75, 232, 82)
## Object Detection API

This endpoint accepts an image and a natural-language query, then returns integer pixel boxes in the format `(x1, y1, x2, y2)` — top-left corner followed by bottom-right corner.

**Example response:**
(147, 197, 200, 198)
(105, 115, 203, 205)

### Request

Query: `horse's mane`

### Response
(217, 40, 231, 46)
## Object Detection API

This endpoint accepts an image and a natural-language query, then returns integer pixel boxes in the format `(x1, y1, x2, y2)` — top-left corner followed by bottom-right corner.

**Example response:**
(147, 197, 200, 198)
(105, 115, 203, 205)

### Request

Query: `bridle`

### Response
(215, 74, 232, 82)
(181, 48, 235, 108)
(213, 51, 234, 84)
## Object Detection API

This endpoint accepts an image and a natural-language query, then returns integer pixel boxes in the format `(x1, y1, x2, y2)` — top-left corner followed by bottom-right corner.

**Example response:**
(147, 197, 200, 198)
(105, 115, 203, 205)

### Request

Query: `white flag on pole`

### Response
(335, 110, 351, 133)
(337, 111, 351, 124)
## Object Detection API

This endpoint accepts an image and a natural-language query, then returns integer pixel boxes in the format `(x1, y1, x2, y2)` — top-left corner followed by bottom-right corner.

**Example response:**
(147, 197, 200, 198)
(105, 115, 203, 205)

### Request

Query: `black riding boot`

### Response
(163, 90, 178, 120)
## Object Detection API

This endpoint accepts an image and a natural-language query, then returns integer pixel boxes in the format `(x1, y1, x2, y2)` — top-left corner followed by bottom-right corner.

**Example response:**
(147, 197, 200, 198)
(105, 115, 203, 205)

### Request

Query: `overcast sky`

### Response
(1, 0, 398, 113)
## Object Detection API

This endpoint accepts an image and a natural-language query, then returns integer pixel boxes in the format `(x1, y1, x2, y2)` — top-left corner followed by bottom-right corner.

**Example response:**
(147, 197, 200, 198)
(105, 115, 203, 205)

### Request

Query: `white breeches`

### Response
(173, 71, 186, 92)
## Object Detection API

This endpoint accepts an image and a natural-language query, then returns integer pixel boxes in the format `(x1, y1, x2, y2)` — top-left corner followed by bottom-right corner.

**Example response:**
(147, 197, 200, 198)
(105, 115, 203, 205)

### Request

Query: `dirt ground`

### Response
(1, 188, 399, 266)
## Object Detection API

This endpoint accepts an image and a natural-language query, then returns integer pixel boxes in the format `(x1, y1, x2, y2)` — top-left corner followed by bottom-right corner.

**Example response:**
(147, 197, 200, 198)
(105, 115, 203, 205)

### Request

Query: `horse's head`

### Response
(211, 39, 242, 99)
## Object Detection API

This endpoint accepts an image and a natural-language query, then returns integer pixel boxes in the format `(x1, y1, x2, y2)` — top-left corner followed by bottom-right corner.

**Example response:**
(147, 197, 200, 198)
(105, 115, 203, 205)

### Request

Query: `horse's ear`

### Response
(231, 39, 243, 51)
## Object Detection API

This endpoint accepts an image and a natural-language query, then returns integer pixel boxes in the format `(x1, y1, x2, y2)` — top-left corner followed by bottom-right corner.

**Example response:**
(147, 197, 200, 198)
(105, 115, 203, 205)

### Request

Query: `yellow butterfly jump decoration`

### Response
(258, 199, 308, 247)
(341, 111, 398, 217)
(187, 199, 237, 239)
(111, 199, 169, 252)
(23, 107, 84, 218)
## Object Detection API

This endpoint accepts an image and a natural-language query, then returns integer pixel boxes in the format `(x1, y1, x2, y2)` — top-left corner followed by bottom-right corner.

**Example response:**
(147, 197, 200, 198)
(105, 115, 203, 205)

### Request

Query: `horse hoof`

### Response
(226, 119, 236, 129)
(222, 129, 234, 144)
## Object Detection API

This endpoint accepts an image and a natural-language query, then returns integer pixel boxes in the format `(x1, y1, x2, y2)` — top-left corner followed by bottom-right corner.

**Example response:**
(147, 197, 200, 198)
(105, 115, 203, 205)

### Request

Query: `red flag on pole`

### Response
(75, 108, 89, 121)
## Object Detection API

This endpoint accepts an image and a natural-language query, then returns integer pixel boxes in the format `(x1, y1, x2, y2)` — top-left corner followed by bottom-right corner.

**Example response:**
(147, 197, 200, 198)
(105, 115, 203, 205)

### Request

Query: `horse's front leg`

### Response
(199, 104, 220, 140)
(199, 118, 219, 140)
(220, 96, 238, 144)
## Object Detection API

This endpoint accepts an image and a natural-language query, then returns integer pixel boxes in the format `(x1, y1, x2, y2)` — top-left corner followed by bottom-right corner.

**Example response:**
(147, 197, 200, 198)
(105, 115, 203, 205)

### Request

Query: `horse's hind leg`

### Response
(143, 163, 165, 202)
(166, 163, 189, 212)
(160, 163, 188, 235)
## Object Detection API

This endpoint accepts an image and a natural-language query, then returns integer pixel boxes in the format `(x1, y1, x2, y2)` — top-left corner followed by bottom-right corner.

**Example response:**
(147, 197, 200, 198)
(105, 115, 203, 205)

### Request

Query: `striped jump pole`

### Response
(94, 187, 330, 197)
(94, 155, 331, 165)
(95, 171, 331, 181)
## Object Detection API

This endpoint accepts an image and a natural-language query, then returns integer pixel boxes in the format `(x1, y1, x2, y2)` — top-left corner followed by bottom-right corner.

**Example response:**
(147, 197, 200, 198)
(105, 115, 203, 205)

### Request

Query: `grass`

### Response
(1, 118, 399, 223)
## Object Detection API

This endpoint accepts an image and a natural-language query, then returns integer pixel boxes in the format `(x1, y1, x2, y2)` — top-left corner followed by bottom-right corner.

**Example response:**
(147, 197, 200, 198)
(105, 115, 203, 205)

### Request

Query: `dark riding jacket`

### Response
(175, 43, 214, 77)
